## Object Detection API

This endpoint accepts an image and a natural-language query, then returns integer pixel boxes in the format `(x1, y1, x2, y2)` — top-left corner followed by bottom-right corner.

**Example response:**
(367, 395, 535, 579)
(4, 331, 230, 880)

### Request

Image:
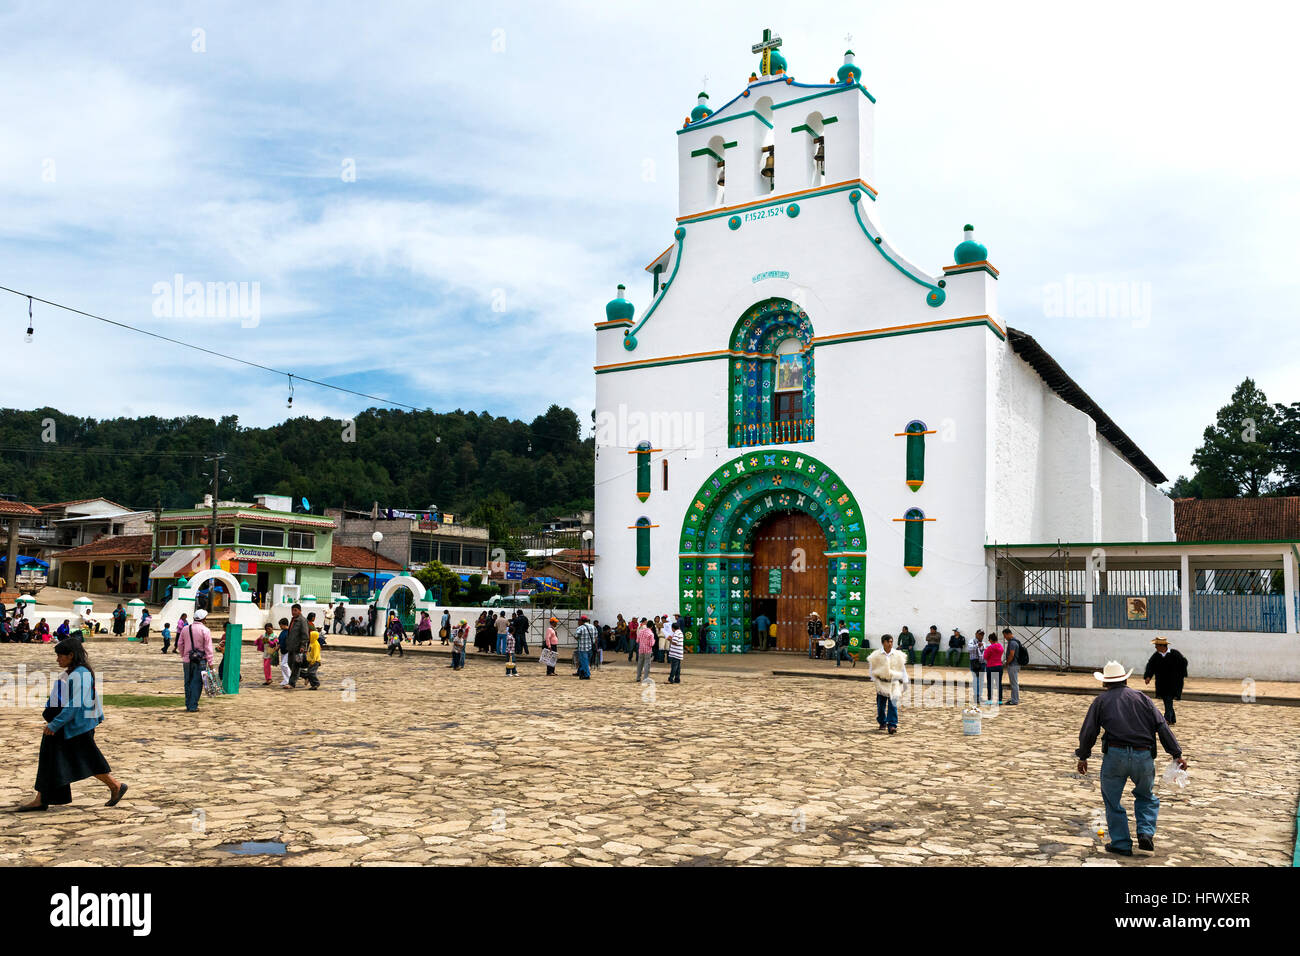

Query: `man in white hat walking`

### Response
(176, 609, 215, 713)
(1075, 660, 1187, 856)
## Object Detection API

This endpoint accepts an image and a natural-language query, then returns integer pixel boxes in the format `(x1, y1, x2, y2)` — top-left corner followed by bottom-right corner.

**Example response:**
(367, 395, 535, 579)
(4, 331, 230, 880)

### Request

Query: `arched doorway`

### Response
(750, 511, 829, 650)
(373, 574, 428, 636)
(679, 450, 866, 653)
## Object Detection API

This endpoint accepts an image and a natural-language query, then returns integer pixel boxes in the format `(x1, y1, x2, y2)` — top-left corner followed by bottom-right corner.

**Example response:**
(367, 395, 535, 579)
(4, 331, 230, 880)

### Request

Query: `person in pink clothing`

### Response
(982, 631, 1006, 704)
(255, 624, 275, 685)
(544, 617, 559, 676)
(635, 619, 655, 683)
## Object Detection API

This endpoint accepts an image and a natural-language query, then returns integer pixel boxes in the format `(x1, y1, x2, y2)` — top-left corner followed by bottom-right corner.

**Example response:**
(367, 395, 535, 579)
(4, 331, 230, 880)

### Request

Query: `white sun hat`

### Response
(1093, 660, 1132, 682)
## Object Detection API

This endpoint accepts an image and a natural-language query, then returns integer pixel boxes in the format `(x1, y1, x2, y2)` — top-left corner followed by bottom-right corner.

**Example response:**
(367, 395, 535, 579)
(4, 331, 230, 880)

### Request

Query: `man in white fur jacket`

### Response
(868, 633, 910, 735)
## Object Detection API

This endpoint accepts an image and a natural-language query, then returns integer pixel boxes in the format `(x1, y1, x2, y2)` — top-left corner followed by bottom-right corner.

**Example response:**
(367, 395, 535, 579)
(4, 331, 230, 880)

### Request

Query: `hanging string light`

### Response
(25, 296, 33, 343)
(287, 373, 295, 409)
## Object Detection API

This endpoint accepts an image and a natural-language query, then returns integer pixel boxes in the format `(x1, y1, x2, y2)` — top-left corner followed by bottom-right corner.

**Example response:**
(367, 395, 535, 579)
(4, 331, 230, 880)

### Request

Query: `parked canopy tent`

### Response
(149, 548, 204, 580)
(0, 555, 49, 570)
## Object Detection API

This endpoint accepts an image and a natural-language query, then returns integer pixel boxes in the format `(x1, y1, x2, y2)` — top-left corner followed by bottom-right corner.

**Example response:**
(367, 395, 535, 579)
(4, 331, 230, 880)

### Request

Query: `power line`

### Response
(1, 284, 425, 411)
(2, 282, 597, 446)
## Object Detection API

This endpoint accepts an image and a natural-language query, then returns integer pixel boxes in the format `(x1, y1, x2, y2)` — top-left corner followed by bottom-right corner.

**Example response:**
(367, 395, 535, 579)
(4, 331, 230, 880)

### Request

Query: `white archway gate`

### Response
(157, 566, 263, 631)
(373, 574, 437, 636)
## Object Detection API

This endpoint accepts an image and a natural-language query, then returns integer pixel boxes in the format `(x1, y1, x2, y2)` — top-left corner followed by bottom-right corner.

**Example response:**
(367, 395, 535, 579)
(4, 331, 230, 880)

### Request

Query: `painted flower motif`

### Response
(781, 456, 790, 465)
(770, 475, 783, 486)
(748, 457, 758, 467)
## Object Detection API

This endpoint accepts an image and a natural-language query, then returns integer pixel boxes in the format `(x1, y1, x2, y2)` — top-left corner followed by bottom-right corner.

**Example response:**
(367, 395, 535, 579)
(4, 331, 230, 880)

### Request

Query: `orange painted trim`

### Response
(595, 348, 730, 372)
(894, 430, 938, 437)
(675, 178, 878, 223)
(626, 448, 663, 454)
(595, 316, 1006, 372)
(943, 260, 1000, 276)
(643, 243, 675, 273)
(892, 517, 936, 522)
(815, 314, 1004, 345)
(594, 320, 634, 329)
(627, 525, 661, 530)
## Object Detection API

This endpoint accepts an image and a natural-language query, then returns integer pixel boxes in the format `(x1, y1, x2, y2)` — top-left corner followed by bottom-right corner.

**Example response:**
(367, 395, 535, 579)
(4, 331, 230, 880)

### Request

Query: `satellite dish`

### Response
(301, 497, 310, 512)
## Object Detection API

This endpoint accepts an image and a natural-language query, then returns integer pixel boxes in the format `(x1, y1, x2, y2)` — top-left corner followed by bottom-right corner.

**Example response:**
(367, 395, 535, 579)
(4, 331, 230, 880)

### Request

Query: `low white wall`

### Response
(1067, 627, 1299, 681)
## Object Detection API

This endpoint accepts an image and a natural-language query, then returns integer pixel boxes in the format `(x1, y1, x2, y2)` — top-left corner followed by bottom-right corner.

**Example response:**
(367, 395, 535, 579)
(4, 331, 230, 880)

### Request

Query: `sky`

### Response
(1, 0, 1297, 484)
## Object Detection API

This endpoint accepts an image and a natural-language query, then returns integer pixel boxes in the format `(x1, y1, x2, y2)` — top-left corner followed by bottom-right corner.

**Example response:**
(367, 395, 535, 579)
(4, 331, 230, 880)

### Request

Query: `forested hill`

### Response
(0, 405, 593, 526)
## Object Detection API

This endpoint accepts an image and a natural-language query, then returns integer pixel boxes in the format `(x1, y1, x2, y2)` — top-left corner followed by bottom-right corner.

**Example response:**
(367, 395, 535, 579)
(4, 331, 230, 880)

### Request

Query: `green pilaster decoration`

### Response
(898, 420, 935, 491)
(629, 441, 659, 502)
(632, 516, 657, 576)
(896, 508, 933, 577)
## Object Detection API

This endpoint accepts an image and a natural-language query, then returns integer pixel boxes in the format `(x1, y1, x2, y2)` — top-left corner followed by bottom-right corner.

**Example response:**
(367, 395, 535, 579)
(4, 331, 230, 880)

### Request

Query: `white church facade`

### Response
(592, 33, 1174, 656)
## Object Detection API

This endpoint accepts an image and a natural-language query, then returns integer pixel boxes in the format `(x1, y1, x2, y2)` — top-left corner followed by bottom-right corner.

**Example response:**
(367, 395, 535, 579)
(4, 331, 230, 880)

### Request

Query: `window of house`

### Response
(439, 542, 463, 565)
(288, 531, 315, 550)
(158, 530, 178, 547)
(775, 391, 804, 424)
(239, 526, 285, 548)
(462, 546, 487, 568)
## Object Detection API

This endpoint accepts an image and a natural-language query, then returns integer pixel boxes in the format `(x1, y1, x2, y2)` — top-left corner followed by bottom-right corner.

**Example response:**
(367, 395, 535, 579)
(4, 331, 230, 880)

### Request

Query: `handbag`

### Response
(539, 647, 558, 668)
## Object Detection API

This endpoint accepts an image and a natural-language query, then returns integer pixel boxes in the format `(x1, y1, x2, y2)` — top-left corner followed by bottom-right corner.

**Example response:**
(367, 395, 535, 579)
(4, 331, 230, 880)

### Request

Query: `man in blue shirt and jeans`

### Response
(1075, 659, 1186, 856)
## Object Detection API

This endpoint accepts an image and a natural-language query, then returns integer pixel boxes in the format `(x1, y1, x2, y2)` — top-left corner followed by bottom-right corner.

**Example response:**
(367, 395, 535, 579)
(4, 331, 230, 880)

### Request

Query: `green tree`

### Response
(1184, 379, 1279, 498)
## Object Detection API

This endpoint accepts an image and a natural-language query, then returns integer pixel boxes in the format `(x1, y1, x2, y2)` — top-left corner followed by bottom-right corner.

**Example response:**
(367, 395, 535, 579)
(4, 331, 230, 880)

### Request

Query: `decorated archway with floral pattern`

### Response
(678, 450, 865, 652)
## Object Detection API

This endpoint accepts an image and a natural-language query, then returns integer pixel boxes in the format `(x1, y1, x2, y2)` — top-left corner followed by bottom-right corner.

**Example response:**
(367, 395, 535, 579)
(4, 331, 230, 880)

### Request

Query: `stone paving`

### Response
(0, 643, 1295, 866)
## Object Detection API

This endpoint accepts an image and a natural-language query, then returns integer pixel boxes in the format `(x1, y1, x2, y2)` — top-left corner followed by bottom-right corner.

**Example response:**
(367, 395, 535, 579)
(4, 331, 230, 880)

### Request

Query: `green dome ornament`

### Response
(767, 47, 788, 75)
(690, 92, 712, 122)
(605, 284, 634, 322)
(837, 49, 861, 84)
(953, 224, 988, 264)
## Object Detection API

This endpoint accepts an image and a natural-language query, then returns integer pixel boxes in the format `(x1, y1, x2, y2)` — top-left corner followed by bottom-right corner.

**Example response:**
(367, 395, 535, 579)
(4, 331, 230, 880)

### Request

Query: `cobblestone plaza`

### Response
(1, 643, 1296, 866)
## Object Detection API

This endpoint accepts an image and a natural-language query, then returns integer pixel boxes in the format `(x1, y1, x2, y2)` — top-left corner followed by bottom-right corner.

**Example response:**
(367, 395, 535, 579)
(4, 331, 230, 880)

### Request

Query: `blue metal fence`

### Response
(1190, 593, 1286, 633)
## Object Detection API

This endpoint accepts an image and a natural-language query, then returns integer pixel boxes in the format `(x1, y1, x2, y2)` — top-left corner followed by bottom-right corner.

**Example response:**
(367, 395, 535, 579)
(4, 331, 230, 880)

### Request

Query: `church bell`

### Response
(813, 136, 825, 165)
(760, 145, 774, 179)
(716, 160, 725, 186)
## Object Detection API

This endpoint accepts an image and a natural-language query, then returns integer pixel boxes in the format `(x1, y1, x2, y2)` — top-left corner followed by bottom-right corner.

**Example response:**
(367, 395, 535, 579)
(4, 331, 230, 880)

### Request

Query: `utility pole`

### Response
(203, 453, 228, 571)
(151, 495, 162, 604)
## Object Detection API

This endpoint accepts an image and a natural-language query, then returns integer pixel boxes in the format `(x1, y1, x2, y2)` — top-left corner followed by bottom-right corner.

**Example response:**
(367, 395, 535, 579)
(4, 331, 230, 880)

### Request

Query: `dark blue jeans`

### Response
(920, 643, 939, 666)
(182, 662, 203, 711)
(875, 692, 897, 729)
(669, 658, 681, 682)
(577, 650, 591, 678)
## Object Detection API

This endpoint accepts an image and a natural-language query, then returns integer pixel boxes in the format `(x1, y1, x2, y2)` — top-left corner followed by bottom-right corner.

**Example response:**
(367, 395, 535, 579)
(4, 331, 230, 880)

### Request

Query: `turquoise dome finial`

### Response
(768, 47, 788, 75)
(690, 91, 713, 123)
(953, 224, 988, 265)
(837, 49, 861, 84)
(605, 284, 634, 322)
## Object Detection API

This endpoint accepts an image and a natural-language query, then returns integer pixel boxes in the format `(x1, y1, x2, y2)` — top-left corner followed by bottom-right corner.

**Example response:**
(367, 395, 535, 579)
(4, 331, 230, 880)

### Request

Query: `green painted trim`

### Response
(679, 180, 872, 228)
(690, 147, 724, 162)
(988, 540, 1300, 549)
(596, 319, 1005, 374)
(850, 192, 946, 308)
(677, 109, 774, 135)
(790, 116, 838, 135)
(622, 227, 687, 350)
(723, 140, 738, 149)
(771, 84, 875, 110)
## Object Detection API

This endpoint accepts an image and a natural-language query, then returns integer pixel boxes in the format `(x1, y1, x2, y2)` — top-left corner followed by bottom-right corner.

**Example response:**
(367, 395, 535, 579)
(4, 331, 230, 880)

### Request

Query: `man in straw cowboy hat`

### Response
(1075, 660, 1187, 856)
(1143, 636, 1189, 725)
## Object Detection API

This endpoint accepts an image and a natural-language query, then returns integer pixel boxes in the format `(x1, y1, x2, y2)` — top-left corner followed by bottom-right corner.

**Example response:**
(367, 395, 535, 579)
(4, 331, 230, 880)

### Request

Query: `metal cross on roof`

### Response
(751, 27, 782, 76)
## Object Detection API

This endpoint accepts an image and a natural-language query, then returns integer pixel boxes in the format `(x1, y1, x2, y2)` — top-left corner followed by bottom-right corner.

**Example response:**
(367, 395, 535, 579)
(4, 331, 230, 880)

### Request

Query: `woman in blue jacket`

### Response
(15, 638, 127, 811)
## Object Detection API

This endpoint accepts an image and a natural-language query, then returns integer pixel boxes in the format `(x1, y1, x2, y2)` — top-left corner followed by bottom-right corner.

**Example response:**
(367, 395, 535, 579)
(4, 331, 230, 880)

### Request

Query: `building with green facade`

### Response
(150, 495, 336, 605)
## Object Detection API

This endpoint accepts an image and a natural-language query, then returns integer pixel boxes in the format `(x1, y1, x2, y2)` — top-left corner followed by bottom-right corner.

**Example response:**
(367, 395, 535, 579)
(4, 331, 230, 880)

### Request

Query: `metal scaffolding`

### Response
(975, 541, 1082, 671)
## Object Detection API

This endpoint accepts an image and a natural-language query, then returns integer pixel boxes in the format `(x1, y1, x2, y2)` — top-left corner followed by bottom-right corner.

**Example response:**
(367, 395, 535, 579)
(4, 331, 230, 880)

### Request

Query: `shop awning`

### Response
(150, 548, 204, 579)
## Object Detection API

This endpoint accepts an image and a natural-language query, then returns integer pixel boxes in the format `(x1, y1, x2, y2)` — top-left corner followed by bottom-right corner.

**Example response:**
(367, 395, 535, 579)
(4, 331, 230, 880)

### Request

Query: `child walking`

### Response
(256, 624, 275, 685)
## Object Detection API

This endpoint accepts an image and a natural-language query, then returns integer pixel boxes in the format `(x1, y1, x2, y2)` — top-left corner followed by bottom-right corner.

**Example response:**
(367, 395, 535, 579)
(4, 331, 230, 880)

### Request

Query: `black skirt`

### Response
(34, 728, 110, 805)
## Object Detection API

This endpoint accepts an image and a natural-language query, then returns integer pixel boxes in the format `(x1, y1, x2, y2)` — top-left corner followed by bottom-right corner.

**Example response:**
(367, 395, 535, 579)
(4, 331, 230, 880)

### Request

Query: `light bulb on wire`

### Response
(25, 296, 33, 343)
